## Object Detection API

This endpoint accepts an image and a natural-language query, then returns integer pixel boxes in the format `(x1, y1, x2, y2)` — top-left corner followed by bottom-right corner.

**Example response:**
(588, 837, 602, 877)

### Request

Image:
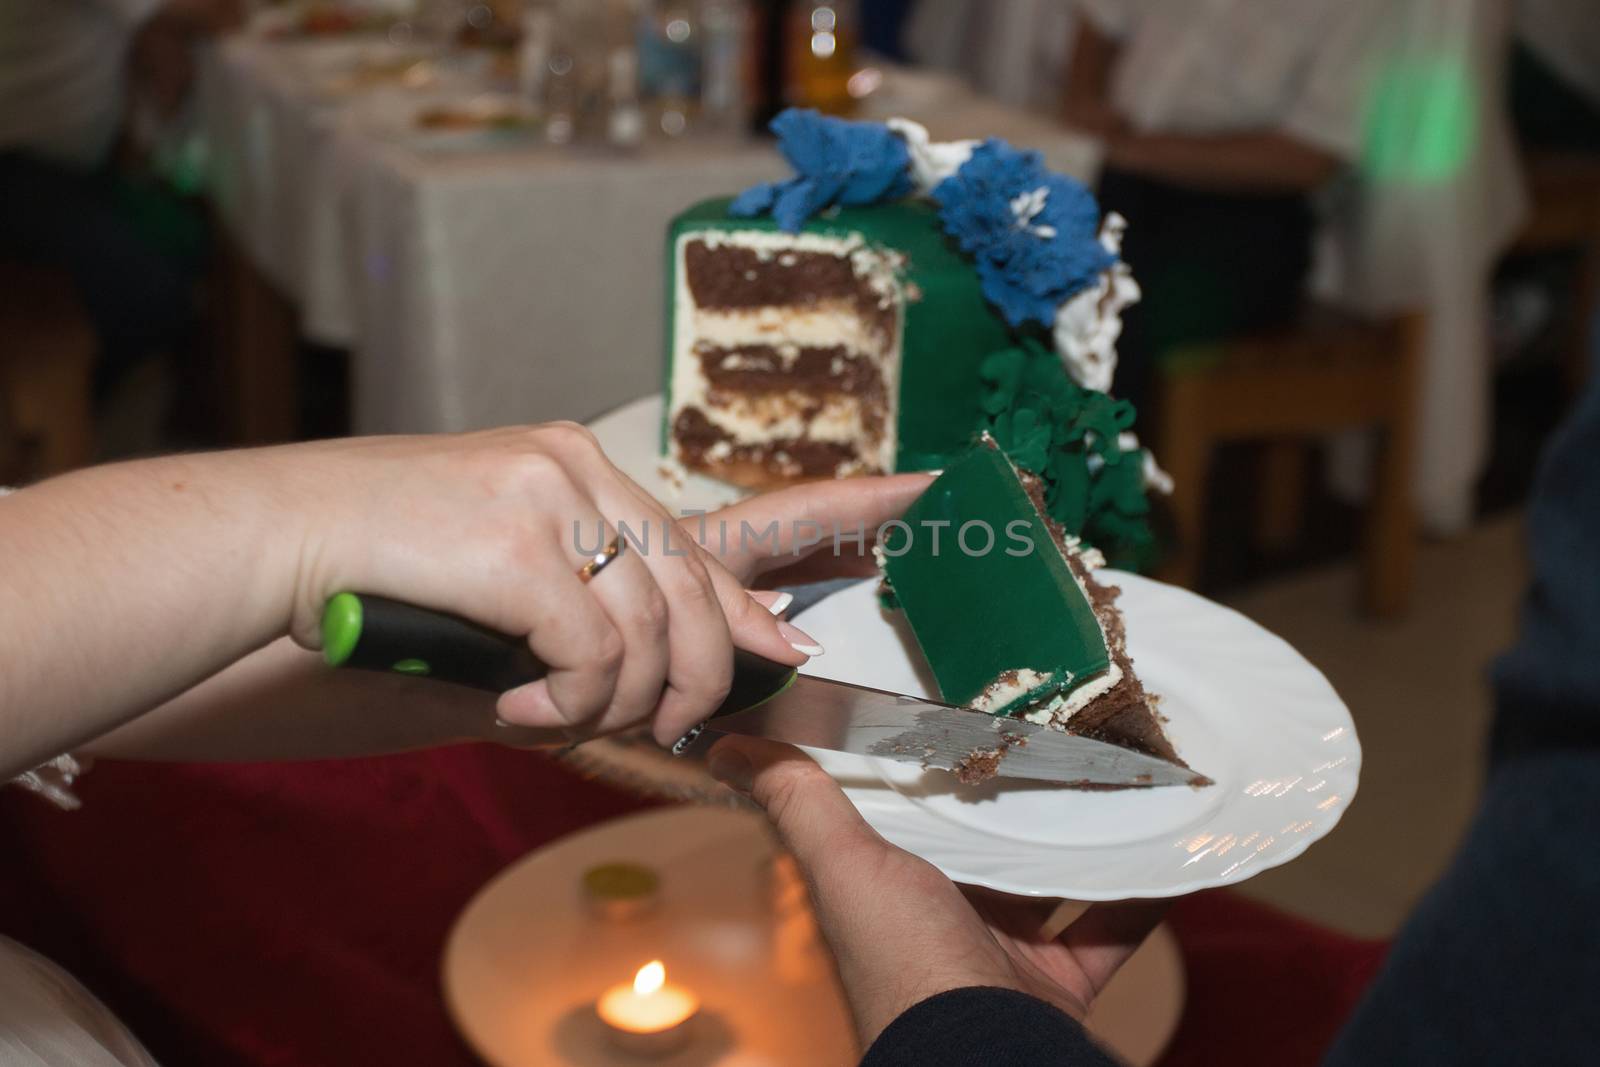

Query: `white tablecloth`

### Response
(199, 36, 1100, 434)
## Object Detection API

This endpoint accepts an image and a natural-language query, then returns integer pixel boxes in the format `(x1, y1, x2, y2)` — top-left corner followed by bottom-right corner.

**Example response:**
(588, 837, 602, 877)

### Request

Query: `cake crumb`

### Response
(956, 748, 1003, 785)
(656, 459, 687, 495)
(954, 731, 1028, 785)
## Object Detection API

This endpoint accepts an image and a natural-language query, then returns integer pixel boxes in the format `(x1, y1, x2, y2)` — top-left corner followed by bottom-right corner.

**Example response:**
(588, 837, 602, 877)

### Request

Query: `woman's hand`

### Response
(687, 473, 936, 589)
(707, 736, 1164, 1047)
(78, 467, 934, 766)
(279, 423, 867, 746)
(0, 424, 931, 775)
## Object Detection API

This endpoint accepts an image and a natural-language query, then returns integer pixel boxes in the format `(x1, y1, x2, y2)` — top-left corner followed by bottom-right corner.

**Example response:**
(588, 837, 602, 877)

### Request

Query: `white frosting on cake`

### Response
(1009, 186, 1058, 239)
(689, 305, 891, 357)
(887, 118, 978, 194)
(1117, 432, 1175, 495)
(891, 118, 1143, 399)
(690, 391, 881, 445)
(1052, 213, 1140, 394)
(971, 668, 1055, 714)
(1020, 661, 1125, 725)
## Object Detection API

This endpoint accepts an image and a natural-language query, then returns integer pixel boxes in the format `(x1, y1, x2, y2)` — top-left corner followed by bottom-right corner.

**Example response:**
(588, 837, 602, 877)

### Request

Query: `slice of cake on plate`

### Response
(878, 439, 1188, 781)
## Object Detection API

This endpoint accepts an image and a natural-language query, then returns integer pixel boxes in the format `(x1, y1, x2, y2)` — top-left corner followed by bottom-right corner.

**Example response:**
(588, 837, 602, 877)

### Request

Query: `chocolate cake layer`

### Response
(672, 406, 870, 487)
(682, 240, 897, 343)
(1061, 554, 1185, 767)
(694, 343, 886, 400)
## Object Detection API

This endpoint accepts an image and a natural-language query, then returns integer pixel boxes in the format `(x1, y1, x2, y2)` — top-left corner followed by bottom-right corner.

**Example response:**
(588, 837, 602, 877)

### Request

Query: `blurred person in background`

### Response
(1510, 0, 1600, 151)
(0, 0, 242, 402)
(1058, 0, 1388, 417)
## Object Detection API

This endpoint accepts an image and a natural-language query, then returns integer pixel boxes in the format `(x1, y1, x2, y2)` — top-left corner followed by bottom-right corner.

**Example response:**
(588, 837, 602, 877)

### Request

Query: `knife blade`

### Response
(709, 673, 1203, 788)
(320, 592, 1202, 788)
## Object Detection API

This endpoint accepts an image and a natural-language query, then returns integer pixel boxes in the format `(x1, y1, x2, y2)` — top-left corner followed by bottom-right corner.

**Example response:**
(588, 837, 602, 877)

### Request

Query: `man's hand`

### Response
(708, 737, 1166, 1047)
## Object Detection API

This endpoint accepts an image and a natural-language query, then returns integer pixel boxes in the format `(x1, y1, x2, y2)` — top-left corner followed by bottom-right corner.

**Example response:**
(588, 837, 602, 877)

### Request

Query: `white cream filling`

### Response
(1052, 213, 1140, 394)
(971, 668, 1055, 714)
(887, 117, 978, 194)
(1021, 660, 1126, 724)
(689, 306, 892, 359)
(693, 392, 881, 446)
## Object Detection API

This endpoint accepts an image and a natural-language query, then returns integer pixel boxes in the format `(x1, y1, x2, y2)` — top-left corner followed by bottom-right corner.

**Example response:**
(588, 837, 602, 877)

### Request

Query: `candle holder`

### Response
(595, 960, 701, 1058)
(582, 862, 660, 923)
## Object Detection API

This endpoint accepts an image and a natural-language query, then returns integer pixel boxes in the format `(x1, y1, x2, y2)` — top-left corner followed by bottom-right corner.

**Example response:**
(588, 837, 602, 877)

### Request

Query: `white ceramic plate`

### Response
(791, 577, 1361, 900)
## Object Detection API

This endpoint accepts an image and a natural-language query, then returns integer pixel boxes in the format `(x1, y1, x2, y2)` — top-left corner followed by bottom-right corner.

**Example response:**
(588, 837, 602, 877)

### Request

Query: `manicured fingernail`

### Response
(709, 748, 754, 794)
(778, 621, 824, 657)
(749, 589, 794, 616)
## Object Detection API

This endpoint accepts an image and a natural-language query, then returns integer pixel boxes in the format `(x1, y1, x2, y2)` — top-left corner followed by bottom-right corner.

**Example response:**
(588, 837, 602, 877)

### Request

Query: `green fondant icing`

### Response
(879, 445, 1108, 711)
(661, 198, 1156, 569)
(975, 339, 1156, 571)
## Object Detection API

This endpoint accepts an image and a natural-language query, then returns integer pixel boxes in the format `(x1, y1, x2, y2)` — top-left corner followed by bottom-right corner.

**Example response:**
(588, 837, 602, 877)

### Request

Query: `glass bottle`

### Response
(784, 0, 856, 115)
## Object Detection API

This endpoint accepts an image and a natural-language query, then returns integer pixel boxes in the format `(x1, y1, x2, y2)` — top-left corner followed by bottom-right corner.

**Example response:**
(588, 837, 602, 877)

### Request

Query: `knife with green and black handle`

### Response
(320, 592, 800, 735)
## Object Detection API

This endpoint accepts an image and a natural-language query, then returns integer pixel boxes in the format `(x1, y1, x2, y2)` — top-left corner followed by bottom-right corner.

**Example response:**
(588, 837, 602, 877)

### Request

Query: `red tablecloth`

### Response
(0, 751, 1386, 1066)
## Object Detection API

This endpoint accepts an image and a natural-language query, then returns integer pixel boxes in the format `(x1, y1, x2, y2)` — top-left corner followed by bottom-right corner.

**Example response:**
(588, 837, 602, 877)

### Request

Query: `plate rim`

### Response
(794, 573, 1362, 900)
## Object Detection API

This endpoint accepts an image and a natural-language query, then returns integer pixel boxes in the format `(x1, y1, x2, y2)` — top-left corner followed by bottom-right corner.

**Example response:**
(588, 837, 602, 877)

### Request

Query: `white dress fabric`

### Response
(0, 938, 158, 1067)
(2, 764, 145, 1065)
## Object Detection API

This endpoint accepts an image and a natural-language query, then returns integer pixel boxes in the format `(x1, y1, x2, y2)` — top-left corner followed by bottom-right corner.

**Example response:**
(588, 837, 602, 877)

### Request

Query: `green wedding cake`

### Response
(660, 110, 1189, 778)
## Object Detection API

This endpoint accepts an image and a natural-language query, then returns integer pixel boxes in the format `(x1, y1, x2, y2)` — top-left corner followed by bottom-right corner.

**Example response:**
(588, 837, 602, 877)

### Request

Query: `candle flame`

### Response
(633, 961, 665, 996)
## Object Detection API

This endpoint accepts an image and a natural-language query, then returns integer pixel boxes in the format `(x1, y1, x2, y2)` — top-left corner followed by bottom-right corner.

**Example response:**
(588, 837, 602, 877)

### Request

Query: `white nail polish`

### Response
(777, 621, 823, 657)
(765, 591, 794, 616)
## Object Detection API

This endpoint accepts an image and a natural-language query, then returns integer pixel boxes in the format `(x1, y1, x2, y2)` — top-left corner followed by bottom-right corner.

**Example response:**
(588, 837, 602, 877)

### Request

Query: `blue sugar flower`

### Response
(932, 140, 1115, 328)
(730, 109, 914, 232)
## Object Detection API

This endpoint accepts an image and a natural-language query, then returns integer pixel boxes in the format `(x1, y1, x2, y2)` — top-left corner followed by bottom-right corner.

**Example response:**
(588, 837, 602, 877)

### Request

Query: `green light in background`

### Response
(1362, 54, 1477, 184)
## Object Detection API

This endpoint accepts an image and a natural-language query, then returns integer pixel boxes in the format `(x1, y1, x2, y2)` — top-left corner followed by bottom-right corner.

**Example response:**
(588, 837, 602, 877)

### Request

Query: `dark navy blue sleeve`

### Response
(1325, 362, 1600, 1064)
(860, 987, 1119, 1067)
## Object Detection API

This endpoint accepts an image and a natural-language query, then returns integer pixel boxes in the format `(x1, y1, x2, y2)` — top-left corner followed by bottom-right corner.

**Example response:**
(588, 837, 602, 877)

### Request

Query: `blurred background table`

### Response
(197, 32, 1099, 438)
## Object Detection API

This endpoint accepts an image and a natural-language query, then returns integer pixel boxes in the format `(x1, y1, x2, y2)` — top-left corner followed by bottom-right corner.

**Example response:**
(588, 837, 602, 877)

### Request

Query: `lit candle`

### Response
(596, 960, 700, 1057)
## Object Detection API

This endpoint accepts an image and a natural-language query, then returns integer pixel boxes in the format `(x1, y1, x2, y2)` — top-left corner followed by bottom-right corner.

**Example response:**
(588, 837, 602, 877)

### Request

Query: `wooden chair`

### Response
(1509, 149, 1600, 390)
(1156, 305, 1426, 618)
(0, 262, 97, 481)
